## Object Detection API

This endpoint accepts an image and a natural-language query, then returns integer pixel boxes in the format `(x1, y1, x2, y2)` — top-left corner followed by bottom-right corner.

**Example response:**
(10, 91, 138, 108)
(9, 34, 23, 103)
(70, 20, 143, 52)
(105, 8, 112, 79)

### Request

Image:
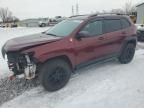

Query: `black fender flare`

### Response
(120, 35, 137, 55)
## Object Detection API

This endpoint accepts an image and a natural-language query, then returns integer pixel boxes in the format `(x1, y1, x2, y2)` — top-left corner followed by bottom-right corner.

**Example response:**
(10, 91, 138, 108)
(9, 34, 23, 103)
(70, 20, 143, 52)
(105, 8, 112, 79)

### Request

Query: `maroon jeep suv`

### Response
(2, 14, 137, 91)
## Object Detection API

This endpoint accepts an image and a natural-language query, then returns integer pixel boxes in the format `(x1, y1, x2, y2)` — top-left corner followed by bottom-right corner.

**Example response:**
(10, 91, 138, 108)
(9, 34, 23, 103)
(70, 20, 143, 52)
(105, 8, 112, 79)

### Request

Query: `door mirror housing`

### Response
(76, 31, 89, 39)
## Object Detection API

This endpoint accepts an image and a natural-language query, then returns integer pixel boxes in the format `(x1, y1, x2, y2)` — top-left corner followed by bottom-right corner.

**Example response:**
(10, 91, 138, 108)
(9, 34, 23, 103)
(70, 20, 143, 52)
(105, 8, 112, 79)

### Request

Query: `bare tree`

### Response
(108, 1, 137, 16)
(123, 0, 136, 15)
(0, 8, 13, 23)
(111, 9, 125, 14)
(12, 16, 19, 23)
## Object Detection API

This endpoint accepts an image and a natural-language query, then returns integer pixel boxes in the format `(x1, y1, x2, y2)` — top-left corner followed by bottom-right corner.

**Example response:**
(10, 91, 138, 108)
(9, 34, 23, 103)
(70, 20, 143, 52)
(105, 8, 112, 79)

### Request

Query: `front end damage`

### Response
(1, 33, 61, 80)
(6, 52, 37, 80)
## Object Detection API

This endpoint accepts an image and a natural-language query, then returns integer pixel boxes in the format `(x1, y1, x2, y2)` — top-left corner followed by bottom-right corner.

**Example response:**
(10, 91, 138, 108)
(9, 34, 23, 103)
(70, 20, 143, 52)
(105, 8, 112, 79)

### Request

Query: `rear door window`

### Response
(121, 18, 131, 29)
(104, 19, 122, 33)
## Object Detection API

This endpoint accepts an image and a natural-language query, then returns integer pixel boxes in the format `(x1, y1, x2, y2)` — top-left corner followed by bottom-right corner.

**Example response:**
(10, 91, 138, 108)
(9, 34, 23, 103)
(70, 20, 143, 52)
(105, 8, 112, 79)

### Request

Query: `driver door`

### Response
(74, 19, 107, 65)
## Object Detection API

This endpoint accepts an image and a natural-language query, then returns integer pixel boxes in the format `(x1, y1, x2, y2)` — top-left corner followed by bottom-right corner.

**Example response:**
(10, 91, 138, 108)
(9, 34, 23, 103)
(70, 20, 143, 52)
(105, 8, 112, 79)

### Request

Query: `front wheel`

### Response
(118, 43, 136, 64)
(39, 59, 71, 92)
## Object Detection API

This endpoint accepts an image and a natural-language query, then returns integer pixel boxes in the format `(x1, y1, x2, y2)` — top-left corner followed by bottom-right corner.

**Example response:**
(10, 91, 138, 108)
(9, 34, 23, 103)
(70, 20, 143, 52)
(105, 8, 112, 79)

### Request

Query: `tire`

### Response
(39, 59, 71, 92)
(118, 43, 136, 64)
(41, 23, 46, 27)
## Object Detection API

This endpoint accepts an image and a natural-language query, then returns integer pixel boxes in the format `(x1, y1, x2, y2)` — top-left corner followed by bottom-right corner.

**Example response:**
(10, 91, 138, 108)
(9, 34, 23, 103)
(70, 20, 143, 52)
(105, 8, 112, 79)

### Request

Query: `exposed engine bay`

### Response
(6, 52, 36, 79)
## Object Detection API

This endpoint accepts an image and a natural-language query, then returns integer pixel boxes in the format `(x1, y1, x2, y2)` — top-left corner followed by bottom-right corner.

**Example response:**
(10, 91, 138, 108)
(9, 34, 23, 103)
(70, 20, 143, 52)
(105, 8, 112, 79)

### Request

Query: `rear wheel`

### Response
(39, 59, 71, 92)
(118, 43, 136, 64)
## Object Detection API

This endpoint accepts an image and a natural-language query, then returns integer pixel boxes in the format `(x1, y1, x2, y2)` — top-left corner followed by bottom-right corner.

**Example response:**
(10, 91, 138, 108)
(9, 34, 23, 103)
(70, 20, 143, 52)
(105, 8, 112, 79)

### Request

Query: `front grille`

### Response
(7, 52, 27, 75)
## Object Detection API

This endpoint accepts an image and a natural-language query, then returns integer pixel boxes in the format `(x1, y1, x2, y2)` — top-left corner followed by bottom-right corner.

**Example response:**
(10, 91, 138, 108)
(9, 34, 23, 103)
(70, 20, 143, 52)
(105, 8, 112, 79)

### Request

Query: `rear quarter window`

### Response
(121, 18, 131, 29)
(104, 19, 122, 33)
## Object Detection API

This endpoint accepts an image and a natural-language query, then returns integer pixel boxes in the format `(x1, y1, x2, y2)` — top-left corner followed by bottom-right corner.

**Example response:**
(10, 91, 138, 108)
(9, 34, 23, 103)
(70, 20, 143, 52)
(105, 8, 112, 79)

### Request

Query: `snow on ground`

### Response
(1, 50, 144, 108)
(0, 27, 144, 108)
(137, 42, 144, 49)
(0, 27, 49, 77)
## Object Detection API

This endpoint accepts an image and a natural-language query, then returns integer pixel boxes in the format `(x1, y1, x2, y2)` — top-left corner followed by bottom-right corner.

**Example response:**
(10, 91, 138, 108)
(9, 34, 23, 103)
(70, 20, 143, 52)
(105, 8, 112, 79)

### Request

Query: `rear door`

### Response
(120, 18, 133, 37)
(102, 18, 124, 55)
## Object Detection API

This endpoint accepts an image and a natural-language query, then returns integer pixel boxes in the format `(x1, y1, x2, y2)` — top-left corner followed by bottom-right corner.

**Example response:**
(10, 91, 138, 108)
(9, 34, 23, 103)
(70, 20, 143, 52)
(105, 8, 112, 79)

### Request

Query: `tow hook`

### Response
(9, 75, 16, 80)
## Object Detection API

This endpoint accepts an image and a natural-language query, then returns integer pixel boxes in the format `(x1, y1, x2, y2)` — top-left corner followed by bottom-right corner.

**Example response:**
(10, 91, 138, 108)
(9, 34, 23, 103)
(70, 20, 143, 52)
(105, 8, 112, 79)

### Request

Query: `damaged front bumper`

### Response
(6, 52, 37, 80)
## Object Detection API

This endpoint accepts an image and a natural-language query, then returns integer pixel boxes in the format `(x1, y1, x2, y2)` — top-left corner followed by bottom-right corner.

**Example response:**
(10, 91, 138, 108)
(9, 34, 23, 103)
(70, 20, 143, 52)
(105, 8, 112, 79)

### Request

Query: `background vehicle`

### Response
(2, 13, 137, 91)
(0, 23, 6, 28)
(39, 16, 66, 27)
(135, 24, 144, 41)
(11, 23, 18, 28)
(39, 19, 50, 27)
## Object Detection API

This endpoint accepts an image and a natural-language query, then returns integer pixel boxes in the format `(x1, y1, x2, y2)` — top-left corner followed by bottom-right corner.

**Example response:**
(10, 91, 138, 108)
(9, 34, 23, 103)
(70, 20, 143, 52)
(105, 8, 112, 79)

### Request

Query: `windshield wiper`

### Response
(41, 31, 57, 36)
(46, 33, 58, 36)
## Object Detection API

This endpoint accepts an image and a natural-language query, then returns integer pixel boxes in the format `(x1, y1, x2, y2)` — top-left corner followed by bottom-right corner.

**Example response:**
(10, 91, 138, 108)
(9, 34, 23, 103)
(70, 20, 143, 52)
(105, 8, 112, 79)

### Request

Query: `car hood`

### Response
(2, 33, 61, 57)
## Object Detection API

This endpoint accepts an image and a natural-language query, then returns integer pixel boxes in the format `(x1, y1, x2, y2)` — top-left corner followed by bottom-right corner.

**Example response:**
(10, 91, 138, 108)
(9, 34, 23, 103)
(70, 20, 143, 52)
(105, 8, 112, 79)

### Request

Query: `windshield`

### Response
(45, 19, 83, 37)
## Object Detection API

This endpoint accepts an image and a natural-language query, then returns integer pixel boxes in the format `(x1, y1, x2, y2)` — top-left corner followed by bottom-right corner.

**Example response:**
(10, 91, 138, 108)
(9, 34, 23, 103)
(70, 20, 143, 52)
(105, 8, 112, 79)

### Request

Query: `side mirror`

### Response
(76, 31, 88, 40)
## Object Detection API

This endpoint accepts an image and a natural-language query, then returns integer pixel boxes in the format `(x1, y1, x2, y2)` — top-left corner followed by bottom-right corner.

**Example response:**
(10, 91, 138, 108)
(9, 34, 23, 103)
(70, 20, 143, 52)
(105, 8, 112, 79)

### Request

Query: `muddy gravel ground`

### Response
(0, 77, 40, 106)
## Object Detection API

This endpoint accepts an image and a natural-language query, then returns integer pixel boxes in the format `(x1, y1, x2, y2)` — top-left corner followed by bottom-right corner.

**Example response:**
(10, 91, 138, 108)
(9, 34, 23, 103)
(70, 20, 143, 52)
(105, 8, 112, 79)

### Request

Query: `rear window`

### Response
(121, 18, 131, 29)
(104, 19, 122, 33)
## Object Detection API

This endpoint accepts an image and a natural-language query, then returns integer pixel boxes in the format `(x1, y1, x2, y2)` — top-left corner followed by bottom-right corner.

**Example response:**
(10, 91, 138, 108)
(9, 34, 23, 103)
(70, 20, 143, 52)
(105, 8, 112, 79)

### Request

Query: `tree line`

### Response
(0, 7, 19, 23)
(111, 1, 137, 15)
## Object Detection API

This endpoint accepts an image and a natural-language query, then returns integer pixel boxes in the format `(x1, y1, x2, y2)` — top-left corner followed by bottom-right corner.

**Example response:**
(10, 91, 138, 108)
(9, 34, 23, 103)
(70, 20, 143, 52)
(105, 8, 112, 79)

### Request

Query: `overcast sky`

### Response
(0, 0, 143, 19)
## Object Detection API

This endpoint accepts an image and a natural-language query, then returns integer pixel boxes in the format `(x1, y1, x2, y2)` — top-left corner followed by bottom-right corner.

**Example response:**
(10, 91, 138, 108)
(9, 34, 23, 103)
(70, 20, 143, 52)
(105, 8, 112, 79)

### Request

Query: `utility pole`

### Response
(71, 3, 79, 16)
(76, 3, 79, 15)
(72, 5, 74, 16)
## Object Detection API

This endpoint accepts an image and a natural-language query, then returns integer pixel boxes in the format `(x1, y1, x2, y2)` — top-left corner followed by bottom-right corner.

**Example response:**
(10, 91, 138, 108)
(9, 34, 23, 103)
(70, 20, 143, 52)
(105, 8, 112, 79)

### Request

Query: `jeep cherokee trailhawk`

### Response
(2, 14, 137, 91)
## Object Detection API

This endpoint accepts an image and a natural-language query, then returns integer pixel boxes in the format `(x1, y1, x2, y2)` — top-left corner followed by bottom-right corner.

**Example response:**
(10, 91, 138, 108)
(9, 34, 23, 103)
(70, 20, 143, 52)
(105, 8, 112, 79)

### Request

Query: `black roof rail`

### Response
(69, 15, 88, 18)
(69, 13, 128, 19)
(89, 13, 127, 17)
(89, 14, 98, 17)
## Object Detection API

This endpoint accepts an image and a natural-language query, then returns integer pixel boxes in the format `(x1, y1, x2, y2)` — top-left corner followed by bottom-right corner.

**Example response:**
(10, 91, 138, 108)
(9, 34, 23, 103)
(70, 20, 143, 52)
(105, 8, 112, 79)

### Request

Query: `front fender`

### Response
(35, 51, 75, 68)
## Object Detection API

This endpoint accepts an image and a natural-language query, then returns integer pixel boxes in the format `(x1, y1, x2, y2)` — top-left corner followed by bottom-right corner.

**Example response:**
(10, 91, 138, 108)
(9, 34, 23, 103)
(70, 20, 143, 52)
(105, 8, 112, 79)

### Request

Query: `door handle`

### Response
(122, 31, 126, 35)
(98, 37, 104, 40)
